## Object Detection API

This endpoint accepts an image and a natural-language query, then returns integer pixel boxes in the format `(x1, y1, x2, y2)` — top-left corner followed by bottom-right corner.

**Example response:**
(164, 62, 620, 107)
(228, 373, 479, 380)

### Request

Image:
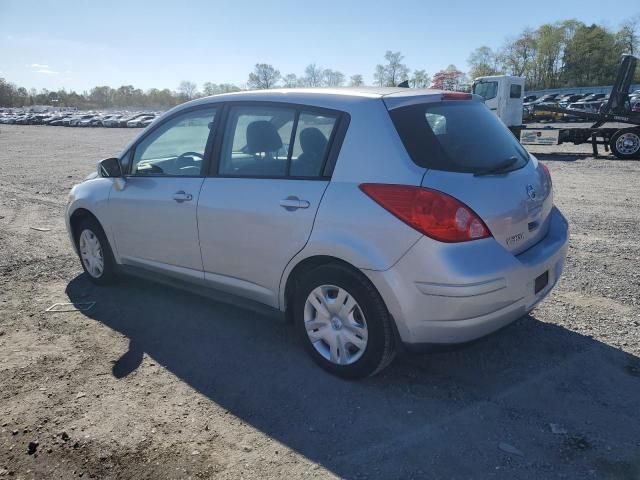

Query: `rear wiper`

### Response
(473, 156, 518, 176)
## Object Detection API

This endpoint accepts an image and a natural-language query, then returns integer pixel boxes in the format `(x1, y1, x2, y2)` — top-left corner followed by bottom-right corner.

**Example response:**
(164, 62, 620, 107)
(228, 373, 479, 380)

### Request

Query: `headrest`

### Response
(246, 120, 283, 154)
(300, 127, 328, 154)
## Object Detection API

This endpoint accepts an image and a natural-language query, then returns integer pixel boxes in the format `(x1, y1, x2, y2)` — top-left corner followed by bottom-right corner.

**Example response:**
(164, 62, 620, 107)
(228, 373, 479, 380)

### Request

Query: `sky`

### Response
(1, 0, 638, 93)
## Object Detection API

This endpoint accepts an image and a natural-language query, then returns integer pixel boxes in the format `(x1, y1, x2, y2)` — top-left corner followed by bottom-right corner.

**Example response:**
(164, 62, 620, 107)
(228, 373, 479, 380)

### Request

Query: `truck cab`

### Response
(472, 75, 524, 127)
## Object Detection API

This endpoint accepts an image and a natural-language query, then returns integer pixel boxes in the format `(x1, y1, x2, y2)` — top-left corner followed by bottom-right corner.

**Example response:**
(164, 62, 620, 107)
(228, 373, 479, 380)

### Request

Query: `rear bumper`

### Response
(364, 207, 569, 345)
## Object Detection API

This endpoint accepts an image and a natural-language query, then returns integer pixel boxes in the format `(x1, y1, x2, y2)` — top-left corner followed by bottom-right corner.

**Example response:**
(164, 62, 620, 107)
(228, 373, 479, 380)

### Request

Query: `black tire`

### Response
(294, 264, 396, 379)
(610, 128, 640, 160)
(74, 217, 117, 285)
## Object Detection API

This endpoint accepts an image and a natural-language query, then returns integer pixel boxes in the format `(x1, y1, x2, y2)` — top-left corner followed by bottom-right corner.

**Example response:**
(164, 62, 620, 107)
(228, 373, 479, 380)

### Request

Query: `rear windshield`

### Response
(389, 100, 529, 174)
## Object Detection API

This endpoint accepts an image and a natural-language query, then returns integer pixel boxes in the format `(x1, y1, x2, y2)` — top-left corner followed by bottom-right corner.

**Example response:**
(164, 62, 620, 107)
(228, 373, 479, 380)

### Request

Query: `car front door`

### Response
(197, 104, 344, 307)
(109, 106, 218, 280)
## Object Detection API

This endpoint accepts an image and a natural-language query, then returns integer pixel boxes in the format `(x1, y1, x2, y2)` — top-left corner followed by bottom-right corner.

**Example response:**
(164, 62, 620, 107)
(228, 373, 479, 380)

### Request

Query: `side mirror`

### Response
(98, 157, 123, 178)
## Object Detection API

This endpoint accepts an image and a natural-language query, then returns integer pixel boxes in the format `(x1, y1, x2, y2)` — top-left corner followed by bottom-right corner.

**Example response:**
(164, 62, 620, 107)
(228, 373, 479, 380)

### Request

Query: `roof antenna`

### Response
(397, 80, 410, 88)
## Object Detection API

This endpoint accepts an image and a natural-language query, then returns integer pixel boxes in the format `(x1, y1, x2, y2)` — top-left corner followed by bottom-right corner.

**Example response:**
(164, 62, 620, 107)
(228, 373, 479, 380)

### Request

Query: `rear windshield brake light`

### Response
(442, 92, 472, 100)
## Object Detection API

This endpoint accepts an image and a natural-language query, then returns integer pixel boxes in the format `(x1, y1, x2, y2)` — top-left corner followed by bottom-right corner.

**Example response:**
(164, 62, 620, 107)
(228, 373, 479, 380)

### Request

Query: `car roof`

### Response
(182, 87, 450, 107)
(169, 87, 470, 117)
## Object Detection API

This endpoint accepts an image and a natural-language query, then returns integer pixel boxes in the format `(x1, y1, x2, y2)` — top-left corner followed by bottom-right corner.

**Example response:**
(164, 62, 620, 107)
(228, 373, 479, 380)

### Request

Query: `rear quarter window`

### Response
(389, 100, 529, 174)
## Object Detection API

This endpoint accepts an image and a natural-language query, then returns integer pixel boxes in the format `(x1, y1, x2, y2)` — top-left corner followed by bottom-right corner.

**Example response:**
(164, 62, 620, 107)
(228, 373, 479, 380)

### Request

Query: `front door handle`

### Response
(280, 196, 310, 211)
(173, 191, 193, 203)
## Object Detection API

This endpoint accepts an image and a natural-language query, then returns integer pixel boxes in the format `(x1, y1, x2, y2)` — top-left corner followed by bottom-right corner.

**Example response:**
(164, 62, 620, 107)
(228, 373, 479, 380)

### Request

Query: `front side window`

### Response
(219, 106, 339, 178)
(130, 107, 217, 176)
(510, 84, 522, 99)
(473, 81, 498, 101)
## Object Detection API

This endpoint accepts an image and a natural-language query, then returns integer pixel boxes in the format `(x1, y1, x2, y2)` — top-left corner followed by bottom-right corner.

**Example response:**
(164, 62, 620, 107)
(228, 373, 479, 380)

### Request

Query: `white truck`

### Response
(470, 56, 640, 160)
(472, 75, 524, 127)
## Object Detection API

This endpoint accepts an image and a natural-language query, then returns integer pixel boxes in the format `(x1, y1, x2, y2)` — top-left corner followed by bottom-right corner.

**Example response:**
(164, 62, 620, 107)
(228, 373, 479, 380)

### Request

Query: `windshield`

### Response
(472, 81, 498, 100)
(389, 100, 529, 174)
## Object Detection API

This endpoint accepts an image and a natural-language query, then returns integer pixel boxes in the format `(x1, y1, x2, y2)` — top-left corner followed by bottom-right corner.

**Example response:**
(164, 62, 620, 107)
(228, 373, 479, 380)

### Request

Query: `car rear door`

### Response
(108, 106, 218, 279)
(197, 103, 346, 307)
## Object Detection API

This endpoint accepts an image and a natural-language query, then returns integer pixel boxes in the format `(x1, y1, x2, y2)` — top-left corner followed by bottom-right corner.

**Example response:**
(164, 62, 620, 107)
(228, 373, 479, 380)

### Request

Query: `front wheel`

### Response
(610, 129, 640, 160)
(294, 264, 396, 379)
(74, 217, 117, 285)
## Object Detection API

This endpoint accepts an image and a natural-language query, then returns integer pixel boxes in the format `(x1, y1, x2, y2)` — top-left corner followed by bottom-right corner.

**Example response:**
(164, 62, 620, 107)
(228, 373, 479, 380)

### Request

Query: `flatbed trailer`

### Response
(510, 124, 640, 158)
(513, 54, 640, 159)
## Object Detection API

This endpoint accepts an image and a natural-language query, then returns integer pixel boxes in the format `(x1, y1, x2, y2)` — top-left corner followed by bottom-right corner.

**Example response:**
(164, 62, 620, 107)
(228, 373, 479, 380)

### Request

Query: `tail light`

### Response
(359, 184, 491, 243)
(539, 162, 552, 191)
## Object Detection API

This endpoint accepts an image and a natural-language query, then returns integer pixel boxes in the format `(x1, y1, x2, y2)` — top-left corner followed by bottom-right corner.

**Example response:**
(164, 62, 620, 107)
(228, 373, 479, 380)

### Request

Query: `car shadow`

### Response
(66, 274, 640, 479)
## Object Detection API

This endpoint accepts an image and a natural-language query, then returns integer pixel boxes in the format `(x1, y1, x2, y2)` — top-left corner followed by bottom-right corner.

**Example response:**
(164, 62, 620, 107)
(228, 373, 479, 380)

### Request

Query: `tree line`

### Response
(467, 16, 640, 90)
(1, 17, 639, 110)
(0, 51, 454, 109)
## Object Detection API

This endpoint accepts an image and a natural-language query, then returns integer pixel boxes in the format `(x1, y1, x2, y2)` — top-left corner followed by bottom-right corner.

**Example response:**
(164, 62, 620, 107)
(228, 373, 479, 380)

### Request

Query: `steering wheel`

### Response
(175, 151, 204, 170)
(176, 151, 204, 162)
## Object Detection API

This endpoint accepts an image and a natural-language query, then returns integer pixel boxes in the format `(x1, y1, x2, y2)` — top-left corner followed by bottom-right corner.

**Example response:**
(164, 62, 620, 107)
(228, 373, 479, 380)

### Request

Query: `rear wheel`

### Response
(610, 129, 640, 160)
(294, 264, 396, 379)
(74, 217, 117, 285)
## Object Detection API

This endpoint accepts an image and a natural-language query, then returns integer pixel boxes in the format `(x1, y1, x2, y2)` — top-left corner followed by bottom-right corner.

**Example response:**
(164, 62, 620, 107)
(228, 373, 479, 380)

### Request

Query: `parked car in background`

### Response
(562, 101, 603, 121)
(580, 93, 606, 103)
(140, 116, 156, 128)
(68, 114, 95, 127)
(558, 94, 586, 108)
(65, 88, 568, 378)
(127, 115, 154, 127)
(116, 113, 146, 127)
(100, 114, 122, 127)
(529, 94, 561, 105)
(78, 116, 101, 127)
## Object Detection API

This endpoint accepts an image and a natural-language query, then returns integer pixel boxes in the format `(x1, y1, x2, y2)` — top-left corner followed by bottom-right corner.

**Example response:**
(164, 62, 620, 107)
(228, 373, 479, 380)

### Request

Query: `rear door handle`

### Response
(280, 196, 310, 211)
(173, 191, 193, 203)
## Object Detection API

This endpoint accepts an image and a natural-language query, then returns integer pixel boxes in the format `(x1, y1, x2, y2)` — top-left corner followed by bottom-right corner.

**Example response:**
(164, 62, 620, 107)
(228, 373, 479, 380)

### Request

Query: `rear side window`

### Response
(510, 84, 522, 99)
(219, 105, 339, 178)
(389, 101, 529, 174)
(220, 106, 294, 177)
(290, 113, 337, 177)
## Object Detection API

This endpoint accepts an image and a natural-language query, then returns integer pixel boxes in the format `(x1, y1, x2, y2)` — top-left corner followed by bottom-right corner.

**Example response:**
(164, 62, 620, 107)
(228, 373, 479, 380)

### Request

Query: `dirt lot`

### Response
(1, 123, 639, 479)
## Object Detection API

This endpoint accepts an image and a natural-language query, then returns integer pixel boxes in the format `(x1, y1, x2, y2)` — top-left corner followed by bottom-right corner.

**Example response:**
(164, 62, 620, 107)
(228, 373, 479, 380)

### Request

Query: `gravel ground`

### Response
(0, 123, 639, 480)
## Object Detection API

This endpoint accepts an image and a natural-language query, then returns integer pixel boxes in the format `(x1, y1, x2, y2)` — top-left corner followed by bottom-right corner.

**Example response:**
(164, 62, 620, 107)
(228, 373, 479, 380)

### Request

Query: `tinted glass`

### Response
(510, 84, 522, 99)
(473, 81, 497, 100)
(131, 108, 216, 176)
(219, 106, 295, 177)
(290, 112, 337, 177)
(389, 100, 529, 174)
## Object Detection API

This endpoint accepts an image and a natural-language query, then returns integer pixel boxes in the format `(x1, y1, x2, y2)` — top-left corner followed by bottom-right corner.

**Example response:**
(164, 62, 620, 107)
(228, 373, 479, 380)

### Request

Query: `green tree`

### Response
(563, 24, 623, 86)
(617, 16, 640, 55)
(467, 46, 502, 79)
(499, 29, 537, 77)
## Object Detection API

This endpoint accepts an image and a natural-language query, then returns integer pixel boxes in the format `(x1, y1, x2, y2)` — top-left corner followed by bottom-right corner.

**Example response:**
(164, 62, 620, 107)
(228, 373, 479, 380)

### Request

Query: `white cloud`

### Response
(29, 63, 50, 69)
(36, 69, 59, 75)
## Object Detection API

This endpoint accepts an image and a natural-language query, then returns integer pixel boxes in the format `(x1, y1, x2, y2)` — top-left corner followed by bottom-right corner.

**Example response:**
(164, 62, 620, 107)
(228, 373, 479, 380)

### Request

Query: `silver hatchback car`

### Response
(66, 87, 569, 378)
